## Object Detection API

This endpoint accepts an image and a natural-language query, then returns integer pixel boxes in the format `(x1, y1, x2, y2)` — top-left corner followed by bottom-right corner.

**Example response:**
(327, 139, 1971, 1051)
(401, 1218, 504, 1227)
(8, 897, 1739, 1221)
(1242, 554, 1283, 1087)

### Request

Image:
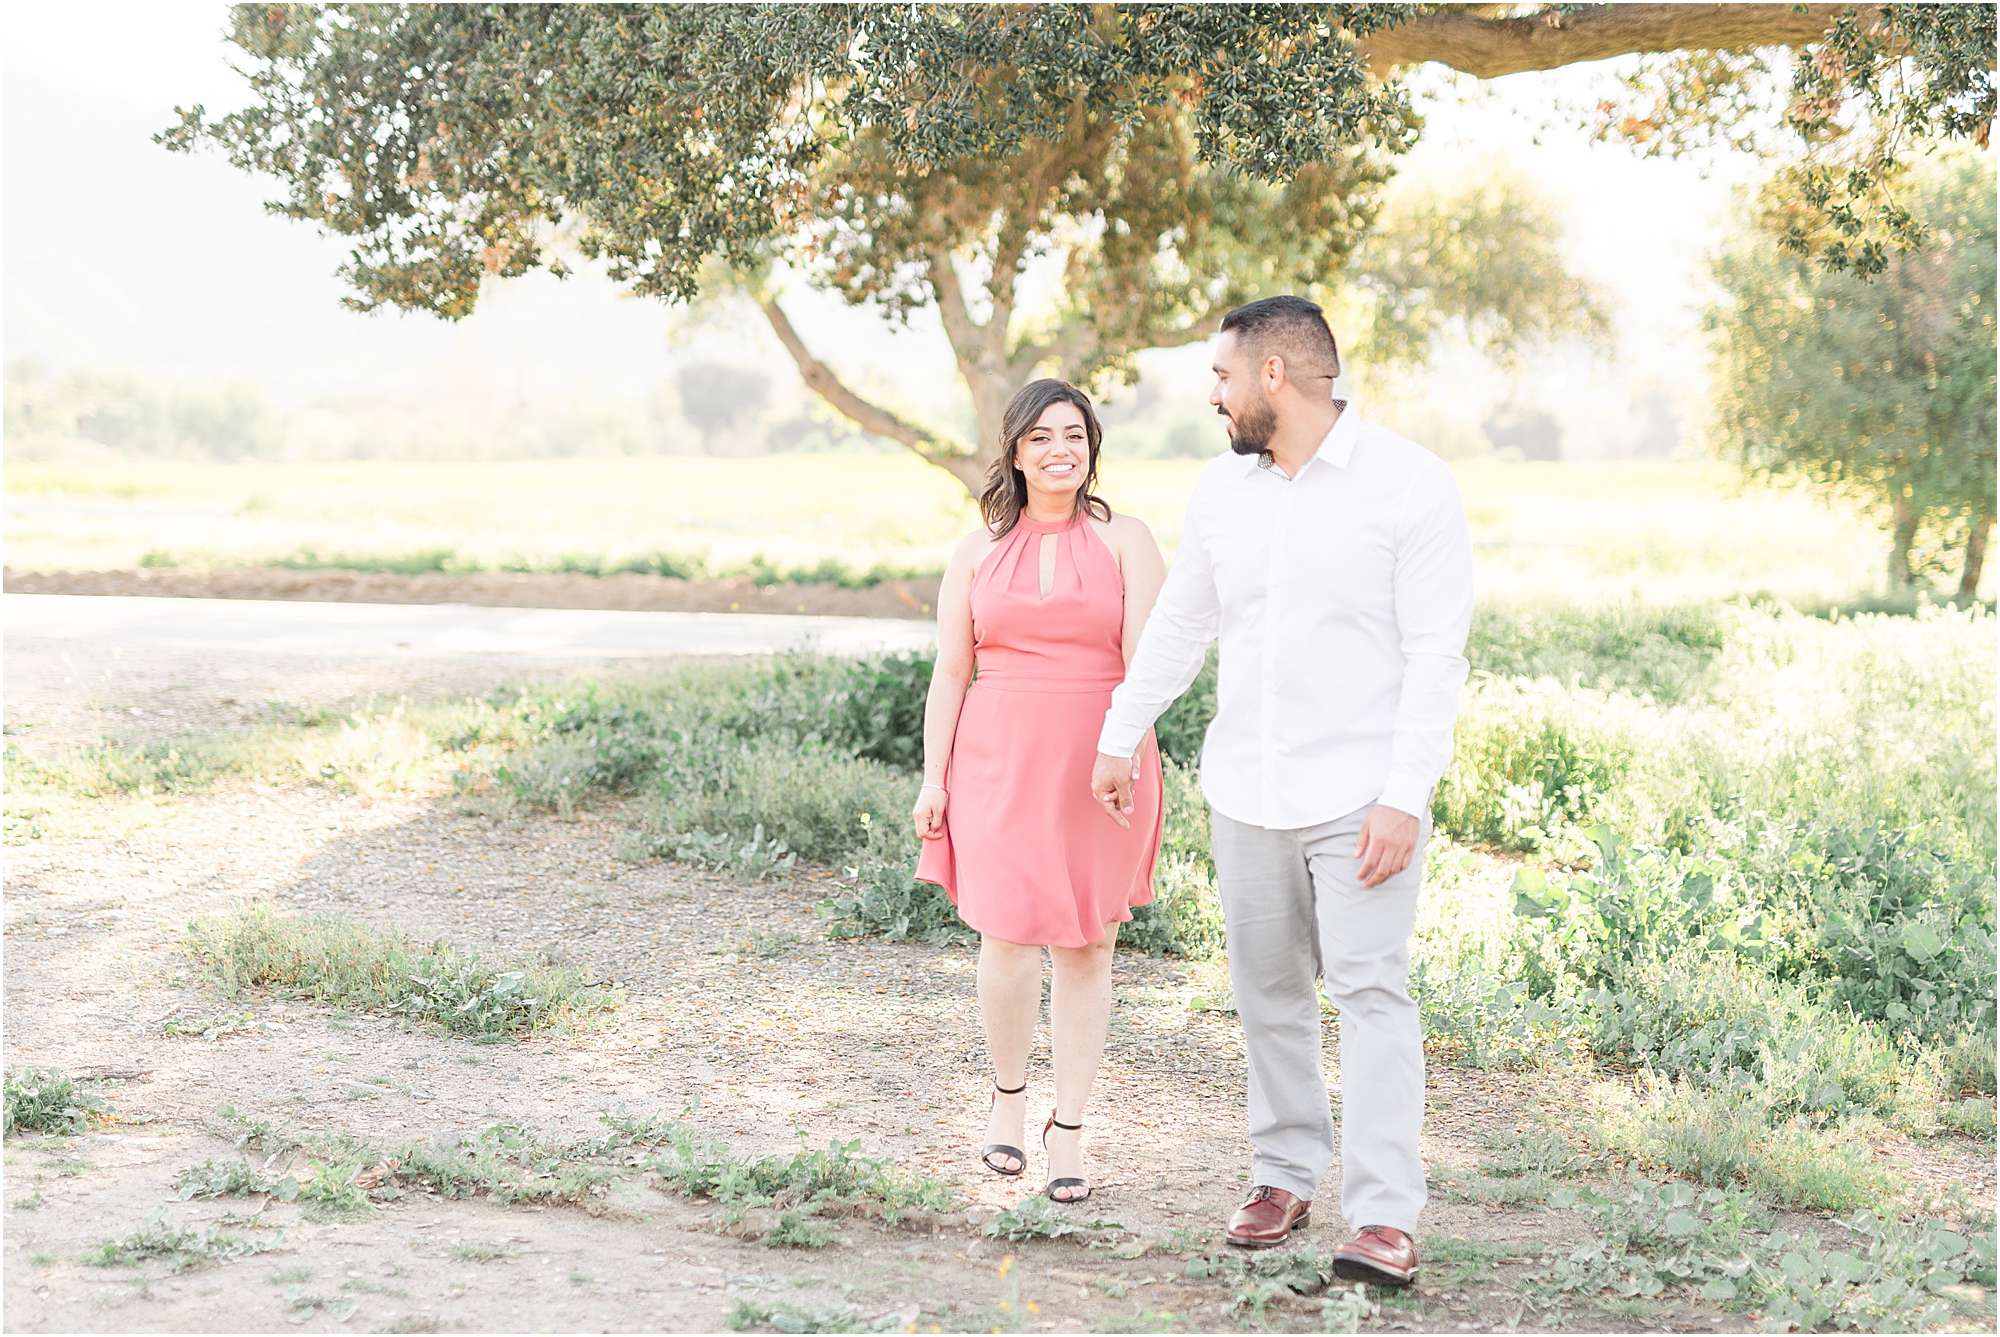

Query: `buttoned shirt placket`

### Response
(1259, 458, 1290, 825)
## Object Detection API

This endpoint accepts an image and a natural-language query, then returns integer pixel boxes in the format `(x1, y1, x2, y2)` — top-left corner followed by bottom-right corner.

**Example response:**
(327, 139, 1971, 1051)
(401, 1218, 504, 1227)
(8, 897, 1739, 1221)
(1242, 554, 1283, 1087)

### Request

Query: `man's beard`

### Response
(1223, 394, 1278, 457)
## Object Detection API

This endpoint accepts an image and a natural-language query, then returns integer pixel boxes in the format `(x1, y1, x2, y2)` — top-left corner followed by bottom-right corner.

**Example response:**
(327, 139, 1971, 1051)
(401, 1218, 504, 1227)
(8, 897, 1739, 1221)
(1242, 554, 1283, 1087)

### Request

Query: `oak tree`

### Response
(1709, 151, 1995, 594)
(166, 4, 1992, 489)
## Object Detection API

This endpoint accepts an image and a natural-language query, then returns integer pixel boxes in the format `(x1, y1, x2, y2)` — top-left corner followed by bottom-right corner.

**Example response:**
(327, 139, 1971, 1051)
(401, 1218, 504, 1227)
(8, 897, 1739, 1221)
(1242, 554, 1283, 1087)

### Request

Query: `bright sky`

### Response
(2, 1, 1767, 448)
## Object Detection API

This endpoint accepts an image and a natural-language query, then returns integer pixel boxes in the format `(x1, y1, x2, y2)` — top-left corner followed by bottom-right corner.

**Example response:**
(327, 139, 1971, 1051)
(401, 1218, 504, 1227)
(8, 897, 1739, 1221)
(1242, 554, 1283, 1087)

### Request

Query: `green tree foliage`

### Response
(165, 5, 1990, 490)
(1708, 151, 1996, 595)
(162, 4, 1620, 489)
(1591, 5, 1994, 277)
(1345, 167, 1613, 373)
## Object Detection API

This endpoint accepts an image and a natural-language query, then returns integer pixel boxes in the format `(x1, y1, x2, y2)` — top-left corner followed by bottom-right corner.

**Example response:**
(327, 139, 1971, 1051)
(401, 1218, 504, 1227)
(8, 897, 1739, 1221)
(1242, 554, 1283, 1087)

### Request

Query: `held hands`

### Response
(1354, 804, 1420, 888)
(912, 784, 948, 840)
(1090, 750, 1141, 829)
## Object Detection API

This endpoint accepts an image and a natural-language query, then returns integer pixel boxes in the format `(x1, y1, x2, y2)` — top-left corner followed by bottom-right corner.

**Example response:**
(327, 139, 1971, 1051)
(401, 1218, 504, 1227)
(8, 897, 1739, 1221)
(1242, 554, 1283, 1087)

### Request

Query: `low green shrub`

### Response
(815, 814, 972, 947)
(644, 1123, 956, 1221)
(985, 1195, 1122, 1242)
(1123, 758, 1223, 958)
(650, 735, 916, 865)
(1153, 647, 1217, 766)
(1586, 1078, 1898, 1211)
(1528, 1179, 1996, 1331)
(82, 1206, 282, 1271)
(4, 1067, 102, 1135)
(186, 904, 618, 1036)
(823, 650, 934, 770)
(1468, 601, 1730, 703)
(1434, 685, 1629, 850)
(174, 1155, 291, 1201)
(1753, 817, 1997, 1039)
(671, 826, 798, 881)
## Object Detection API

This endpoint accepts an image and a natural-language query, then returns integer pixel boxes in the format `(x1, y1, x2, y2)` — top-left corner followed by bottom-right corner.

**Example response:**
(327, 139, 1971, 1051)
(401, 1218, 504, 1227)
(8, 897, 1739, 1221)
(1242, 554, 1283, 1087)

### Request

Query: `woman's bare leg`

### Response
(1045, 922, 1119, 1199)
(978, 934, 1044, 1173)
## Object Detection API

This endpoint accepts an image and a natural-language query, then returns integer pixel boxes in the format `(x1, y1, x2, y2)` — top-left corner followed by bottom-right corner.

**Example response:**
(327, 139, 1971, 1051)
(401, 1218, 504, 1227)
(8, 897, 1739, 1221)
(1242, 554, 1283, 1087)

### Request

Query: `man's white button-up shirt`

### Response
(1098, 401, 1474, 830)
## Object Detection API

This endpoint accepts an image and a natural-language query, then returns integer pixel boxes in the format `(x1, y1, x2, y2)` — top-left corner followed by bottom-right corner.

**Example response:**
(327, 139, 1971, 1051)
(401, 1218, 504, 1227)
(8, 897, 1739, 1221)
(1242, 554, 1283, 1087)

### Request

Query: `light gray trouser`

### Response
(1211, 803, 1429, 1235)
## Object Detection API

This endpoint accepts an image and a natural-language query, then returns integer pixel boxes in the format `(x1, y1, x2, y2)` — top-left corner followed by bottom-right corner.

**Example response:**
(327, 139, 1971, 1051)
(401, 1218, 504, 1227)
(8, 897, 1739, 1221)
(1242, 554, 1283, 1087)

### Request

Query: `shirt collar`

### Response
(1309, 398, 1360, 472)
(1246, 397, 1360, 479)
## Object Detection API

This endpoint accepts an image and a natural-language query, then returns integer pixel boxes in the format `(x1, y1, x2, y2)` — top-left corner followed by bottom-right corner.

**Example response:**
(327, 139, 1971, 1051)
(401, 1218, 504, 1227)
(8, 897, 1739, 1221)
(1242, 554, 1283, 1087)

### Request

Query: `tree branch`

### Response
(758, 299, 984, 492)
(929, 254, 1007, 387)
(1011, 318, 1102, 383)
(1358, 4, 1850, 79)
(1138, 323, 1216, 352)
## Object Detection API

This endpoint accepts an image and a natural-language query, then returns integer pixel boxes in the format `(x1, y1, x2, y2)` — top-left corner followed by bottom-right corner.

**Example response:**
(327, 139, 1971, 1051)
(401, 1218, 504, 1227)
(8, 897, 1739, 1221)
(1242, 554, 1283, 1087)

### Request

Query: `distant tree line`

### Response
(0, 358, 900, 463)
(4, 362, 282, 461)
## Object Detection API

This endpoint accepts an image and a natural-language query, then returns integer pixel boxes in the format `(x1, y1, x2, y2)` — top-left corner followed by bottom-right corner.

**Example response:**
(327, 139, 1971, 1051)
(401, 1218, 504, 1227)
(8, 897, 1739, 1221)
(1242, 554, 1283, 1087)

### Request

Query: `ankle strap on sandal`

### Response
(1049, 1115, 1083, 1131)
(994, 1079, 1027, 1095)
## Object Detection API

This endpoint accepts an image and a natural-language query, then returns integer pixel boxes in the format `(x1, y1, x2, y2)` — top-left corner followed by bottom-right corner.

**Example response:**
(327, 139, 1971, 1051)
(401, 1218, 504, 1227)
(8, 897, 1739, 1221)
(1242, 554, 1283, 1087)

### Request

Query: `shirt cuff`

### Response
(1097, 716, 1148, 759)
(1376, 775, 1434, 822)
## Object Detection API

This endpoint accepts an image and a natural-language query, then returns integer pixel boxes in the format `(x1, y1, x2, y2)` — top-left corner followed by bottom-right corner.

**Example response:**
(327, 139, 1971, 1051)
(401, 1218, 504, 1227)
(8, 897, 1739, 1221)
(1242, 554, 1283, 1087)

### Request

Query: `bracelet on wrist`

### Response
(921, 783, 948, 797)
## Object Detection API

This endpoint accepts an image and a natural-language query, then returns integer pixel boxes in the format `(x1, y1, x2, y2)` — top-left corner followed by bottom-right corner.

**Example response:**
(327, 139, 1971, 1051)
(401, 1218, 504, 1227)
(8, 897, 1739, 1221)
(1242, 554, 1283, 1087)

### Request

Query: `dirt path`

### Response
(4, 642, 1991, 1334)
(4, 567, 941, 621)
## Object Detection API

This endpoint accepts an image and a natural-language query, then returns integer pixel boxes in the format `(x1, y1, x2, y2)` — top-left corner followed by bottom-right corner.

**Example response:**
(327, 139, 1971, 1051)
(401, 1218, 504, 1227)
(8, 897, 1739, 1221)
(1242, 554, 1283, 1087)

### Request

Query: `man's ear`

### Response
(1262, 355, 1288, 395)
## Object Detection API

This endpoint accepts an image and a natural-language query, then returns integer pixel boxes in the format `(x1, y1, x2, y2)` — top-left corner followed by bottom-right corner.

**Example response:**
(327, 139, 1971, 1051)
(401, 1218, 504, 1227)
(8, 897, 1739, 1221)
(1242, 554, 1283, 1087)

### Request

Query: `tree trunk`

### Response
(757, 252, 1045, 500)
(1888, 487, 1920, 587)
(1960, 514, 1993, 599)
(929, 253, 1036, 498)
(757, 299, 988, 494)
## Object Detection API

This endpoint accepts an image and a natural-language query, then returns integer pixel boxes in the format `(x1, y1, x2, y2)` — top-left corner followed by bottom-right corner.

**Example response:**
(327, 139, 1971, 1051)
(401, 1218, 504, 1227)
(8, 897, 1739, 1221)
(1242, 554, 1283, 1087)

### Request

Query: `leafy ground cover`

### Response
(185, 904, 621, 1037)
(455, 598, 1997, 1225)
(4, 592, 1992, 1331)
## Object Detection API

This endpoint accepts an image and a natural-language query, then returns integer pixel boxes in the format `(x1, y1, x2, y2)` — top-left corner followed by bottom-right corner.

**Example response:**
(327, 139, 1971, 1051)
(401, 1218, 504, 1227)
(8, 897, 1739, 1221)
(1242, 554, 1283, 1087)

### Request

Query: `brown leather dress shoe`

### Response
(1225, 1185, 1311, 1249)
(1332, 1224, 1419, 1285)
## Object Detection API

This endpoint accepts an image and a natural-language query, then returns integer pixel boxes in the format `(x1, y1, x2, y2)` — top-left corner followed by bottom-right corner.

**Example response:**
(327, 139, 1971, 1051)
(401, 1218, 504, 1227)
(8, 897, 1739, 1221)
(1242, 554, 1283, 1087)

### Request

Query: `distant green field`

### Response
(1, 454, 1929, 603)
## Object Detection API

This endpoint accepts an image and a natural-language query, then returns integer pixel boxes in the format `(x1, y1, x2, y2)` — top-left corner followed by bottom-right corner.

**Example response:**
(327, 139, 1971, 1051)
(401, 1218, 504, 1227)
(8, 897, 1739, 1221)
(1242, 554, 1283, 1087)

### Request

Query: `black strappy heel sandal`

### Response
(981, 1080, 1028, 1177)
(1043, 1111, 1090, 1203)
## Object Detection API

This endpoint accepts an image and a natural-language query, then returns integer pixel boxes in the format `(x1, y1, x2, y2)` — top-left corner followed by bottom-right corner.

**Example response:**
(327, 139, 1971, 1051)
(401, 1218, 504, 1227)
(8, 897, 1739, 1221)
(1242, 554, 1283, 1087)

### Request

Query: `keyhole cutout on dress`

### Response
(1038, 532, 1058, 600)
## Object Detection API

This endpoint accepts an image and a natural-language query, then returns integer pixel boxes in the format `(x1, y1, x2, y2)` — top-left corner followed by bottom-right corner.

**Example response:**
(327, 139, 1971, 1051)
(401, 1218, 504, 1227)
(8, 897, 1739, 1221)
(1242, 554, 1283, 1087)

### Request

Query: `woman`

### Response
(912, 378, 1167, 1203)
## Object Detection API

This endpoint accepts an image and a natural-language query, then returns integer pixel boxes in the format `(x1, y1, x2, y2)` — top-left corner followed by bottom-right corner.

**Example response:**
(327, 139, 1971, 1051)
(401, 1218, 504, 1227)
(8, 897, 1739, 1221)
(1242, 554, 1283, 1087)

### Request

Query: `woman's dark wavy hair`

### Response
(979, 378, 1112, 537)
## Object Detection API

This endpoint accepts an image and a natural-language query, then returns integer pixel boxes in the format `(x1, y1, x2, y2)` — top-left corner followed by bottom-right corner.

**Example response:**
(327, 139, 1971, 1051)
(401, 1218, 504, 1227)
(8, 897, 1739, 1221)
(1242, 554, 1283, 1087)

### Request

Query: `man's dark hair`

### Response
(1219, 295, 1341, 383)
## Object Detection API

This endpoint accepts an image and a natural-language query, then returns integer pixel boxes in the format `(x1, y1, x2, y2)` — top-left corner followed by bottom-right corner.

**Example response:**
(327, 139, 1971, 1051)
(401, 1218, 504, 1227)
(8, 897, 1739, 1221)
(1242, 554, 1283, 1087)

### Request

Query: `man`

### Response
(1090, 296, 1472, 1285)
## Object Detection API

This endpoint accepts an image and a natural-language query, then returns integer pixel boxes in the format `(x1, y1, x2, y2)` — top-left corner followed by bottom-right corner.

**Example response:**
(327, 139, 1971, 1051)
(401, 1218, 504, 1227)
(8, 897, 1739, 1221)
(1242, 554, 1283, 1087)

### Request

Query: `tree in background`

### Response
(1709, 152, 1995, 595)
(166, 4, 1990, 492)
(675, 363, 772, 458)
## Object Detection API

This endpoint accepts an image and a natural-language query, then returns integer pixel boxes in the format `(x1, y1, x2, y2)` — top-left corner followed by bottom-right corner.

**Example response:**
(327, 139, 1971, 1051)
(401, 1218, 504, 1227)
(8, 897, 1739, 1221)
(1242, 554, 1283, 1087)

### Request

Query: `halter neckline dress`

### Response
(915, 513, 1164, 947)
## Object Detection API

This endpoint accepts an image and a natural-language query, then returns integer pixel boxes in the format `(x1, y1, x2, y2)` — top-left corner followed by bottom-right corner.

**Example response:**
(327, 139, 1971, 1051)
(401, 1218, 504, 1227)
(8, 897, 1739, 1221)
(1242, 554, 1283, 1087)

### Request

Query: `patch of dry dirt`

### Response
(3, 567, 941, 620)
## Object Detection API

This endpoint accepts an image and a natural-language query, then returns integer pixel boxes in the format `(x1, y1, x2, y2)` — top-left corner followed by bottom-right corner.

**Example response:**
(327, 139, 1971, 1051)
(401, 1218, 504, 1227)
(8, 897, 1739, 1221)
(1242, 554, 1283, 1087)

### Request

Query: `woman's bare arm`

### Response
(1106, 513, 1167, 668)
(913, 529, 992, 838)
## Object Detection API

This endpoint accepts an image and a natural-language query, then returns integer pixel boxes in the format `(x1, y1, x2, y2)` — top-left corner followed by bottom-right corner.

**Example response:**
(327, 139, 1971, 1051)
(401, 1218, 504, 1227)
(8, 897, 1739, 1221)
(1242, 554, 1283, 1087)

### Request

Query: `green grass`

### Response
(139, 543, 946, 590)
(4, 694, 544, 842)
(166, 1104, 957, 1245)
(185, 904, 620, 1038)
(4, 456, 1919, 609)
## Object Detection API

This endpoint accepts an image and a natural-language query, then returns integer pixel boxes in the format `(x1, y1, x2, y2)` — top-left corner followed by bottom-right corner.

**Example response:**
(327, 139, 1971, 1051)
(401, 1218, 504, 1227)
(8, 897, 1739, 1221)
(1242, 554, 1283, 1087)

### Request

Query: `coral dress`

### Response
(916, 514, 1164, 947)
